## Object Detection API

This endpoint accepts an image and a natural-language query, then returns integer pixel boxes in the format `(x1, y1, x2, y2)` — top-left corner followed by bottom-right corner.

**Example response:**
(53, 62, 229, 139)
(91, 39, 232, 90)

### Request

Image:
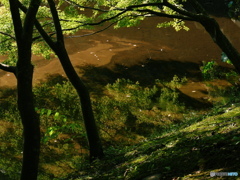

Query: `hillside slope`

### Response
(75, 104, 240, 180)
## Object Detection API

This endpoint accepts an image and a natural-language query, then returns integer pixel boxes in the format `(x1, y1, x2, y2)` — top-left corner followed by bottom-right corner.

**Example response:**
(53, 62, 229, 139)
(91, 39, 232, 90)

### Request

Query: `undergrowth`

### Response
(0, 68, 240, 179)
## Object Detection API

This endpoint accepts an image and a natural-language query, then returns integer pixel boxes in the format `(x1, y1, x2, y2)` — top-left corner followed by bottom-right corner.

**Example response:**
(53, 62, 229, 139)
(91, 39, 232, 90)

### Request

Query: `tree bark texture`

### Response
(17, 53, 40, 180)
(9, 0, 41, 179)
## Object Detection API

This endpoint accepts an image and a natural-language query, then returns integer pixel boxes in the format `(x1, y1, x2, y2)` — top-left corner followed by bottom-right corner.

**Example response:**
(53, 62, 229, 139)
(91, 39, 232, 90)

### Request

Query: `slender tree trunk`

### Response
(17, 54, 40, 180)
(55, 42, 104, 160)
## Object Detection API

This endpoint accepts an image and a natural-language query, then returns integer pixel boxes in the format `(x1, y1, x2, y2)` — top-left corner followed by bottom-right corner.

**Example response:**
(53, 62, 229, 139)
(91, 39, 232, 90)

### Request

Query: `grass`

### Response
(69, 105, 239, 180)
(0, 61, 240, 179)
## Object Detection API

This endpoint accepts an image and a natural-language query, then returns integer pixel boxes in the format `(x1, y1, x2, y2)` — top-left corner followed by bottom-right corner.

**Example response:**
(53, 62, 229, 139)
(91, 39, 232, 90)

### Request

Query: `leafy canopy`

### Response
(0, 0, 199, 65)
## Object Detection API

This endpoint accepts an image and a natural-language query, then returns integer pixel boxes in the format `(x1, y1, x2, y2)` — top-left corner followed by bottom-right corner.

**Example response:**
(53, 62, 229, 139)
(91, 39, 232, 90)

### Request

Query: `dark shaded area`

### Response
(0, 87, 17, 112)
(183, 0, 230, 17)
(0, 173, 10, 180)
(76, 59, 213, 109)
(37, 74, 68, 86)
(78, 59, 202, 87)
(0, 87, 17, 99)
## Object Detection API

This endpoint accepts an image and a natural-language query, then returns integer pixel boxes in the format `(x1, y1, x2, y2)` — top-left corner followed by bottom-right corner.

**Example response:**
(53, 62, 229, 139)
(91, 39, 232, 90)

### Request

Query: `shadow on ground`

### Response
(76, 59, 213, 109)
(77, 59, 202, 87)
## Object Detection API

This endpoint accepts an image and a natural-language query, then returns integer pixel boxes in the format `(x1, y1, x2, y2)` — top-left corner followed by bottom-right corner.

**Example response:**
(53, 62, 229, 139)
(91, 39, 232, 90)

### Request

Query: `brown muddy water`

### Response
(0, 16, 240, 101)
(0, 16, 240, 179)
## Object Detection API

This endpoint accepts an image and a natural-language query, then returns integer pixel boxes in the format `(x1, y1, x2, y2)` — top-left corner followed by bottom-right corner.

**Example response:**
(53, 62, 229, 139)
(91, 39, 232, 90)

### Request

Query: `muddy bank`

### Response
(0, 16, 240, 91)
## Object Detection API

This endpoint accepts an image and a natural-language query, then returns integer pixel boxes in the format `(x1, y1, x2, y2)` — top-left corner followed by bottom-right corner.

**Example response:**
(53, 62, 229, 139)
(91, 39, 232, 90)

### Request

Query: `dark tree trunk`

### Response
(54, 42, 104, 160)
(198, 16, 240, 74)
(17, 53, 40, 180)
(183, 0, 240, 74)
(9, 0, 41, 179)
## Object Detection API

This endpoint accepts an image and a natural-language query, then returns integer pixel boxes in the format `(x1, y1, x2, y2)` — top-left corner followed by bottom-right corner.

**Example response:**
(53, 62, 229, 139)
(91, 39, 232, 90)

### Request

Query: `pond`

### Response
(0, 16, 240, 101)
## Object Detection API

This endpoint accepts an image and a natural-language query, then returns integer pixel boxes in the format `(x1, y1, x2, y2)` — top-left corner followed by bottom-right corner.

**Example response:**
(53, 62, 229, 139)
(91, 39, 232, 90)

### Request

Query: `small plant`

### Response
(106, 78, 158, 109)
(155, 75, 187, 112)
(34, 81, 82, 120)
(200, 61, 221, 80)
(200, 60, 238, 81)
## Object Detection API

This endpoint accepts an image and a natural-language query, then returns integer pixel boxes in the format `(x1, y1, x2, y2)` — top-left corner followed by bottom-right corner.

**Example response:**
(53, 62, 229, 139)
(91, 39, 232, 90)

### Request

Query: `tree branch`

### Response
(135, 9, 194, 21)
(119, 2, 165, 10)
(17, 0, 57, 51)
(63, 0, 108, 12)
(48, 0, 64, 43)
(0, 31, 16, 40)
(66, 21, 117, 38)
(163, 0, 205, 21)
(58, 1, 194, 34)
(22, 0, 41, 41)
(9, 0, 23, 45)
(0, 63, 17, 76)
(187, 0, 208, 15)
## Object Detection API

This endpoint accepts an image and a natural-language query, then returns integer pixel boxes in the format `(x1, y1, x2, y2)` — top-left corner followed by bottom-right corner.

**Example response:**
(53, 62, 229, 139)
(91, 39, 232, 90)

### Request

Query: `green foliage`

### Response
(70, 103, 240, 180)
(36, 108, 85, 144)
(0, 89, 20, 124)
(92, 76, 187, 143)
(34, 81, 81, 119)
(200, 60, 240, 106)
(106, 78, 158, 109)
(32, 42, 54, 60)
(0, 1, 95, 63)
(156, 75, 187, 112)
(92, 0, 190, 30)
(33, 81, 86, 147)
(200, 61, 220, 80)
(200, 61, 239, 81)
(1, 74, 240, 178)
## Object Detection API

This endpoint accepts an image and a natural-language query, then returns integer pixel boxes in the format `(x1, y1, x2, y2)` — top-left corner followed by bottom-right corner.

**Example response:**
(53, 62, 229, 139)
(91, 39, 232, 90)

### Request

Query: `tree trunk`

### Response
(22, 0, 104, 160)
(54, 42, 104, 160)
(199, 16, 240, 73)
(9, 0, 41, 179)
(188, 0, 240, 73)
(17, 60, 40, 180)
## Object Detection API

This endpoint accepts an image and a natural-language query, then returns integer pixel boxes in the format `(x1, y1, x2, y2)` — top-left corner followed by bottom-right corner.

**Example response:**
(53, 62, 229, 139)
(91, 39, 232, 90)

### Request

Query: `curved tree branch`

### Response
(17, 0, 57, 50)
(63, 0, 108, 12)
(0, 63, 17, 76)
(0, 31, 16, 40)
(65, 21, 117, 38)
(135, 9, 194, 21)
(163, 0, 206, 22)
(48, 0, 64, 43)
(9, 0, 23, 45)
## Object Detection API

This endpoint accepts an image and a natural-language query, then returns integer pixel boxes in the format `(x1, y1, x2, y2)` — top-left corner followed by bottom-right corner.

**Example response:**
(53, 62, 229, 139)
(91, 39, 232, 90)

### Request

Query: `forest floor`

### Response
(71, 103, 240, 180)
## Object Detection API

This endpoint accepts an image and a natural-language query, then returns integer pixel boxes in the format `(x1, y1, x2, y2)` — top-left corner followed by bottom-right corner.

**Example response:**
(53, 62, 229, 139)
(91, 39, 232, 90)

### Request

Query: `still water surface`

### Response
(0, 16, 240, 100)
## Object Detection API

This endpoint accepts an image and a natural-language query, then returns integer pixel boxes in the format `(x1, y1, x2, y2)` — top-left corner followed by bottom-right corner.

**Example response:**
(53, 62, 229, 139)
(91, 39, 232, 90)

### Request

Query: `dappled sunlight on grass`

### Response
(0, 66, 240, 179)
(95, 105, 239, 180)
